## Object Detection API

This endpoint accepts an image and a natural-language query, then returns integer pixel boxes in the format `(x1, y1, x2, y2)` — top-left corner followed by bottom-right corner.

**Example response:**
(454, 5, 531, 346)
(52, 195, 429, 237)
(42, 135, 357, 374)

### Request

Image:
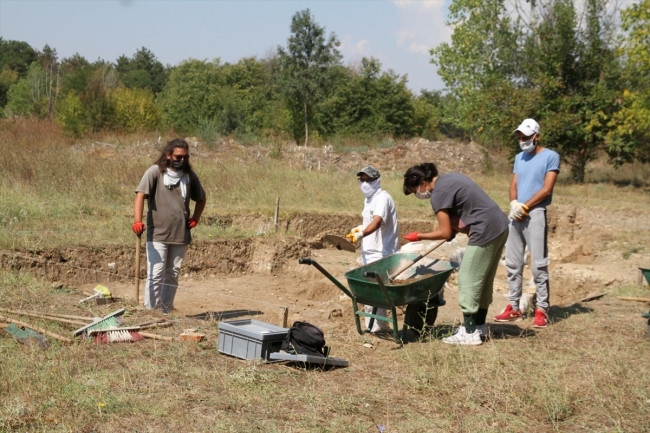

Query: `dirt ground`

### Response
(73, 200, 646, 337)
(3, 137, 649, 341)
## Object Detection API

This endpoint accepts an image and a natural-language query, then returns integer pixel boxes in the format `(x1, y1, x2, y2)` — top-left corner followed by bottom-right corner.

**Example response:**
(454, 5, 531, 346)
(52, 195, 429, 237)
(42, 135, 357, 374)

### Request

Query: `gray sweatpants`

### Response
(145, 241, 188, 313)
(504, 208, 550, 310)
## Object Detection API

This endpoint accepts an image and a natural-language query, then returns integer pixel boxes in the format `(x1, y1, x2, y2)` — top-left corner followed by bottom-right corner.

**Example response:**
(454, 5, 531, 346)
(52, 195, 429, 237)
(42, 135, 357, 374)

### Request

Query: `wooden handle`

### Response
(139, 331, 175, 342)
(135, 235, 141, 303)
(0, 314, 74, 344)
(135, 320, 172, 330)
(0, 308, 90, 325)
(389, 240, 446, 281)
(617, 296, 650, 303)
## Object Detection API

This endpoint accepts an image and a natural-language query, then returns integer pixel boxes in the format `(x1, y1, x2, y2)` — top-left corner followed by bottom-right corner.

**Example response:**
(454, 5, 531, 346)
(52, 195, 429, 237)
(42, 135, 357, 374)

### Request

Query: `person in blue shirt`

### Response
(494, 118, 560, 328)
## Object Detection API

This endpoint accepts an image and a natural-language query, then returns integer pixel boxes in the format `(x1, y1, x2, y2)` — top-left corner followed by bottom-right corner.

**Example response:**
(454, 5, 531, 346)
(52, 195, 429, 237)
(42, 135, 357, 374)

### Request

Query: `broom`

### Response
(72, 308, 126, 337)
(88, 326, 144, 343)
(0, 308, 138, 343)
(86, 317, 175, 343)
(3, 307, 173, 343)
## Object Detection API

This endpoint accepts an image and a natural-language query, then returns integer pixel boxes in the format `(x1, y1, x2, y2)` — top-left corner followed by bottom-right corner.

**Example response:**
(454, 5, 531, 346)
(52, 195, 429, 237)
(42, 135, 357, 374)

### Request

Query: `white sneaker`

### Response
(476, 324, 489, 340)
(442, 326, 482, 345)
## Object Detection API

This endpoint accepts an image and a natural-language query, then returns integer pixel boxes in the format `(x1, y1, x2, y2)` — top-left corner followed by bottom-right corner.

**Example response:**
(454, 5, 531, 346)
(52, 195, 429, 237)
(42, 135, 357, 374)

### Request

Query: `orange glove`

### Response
(403, 232, 421, 242)
(188, 218, 198, 229)
(132, 222, 145, 236)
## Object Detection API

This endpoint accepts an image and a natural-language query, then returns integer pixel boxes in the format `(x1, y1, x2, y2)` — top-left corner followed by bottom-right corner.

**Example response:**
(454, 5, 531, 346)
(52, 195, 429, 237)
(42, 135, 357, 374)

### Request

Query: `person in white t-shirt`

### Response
(345, 165, 398, 333)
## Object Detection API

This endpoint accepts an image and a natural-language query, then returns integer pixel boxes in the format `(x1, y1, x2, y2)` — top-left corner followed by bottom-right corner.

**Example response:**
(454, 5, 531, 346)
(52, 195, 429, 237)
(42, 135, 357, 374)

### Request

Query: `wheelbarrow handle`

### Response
(298, 257, 354, 299)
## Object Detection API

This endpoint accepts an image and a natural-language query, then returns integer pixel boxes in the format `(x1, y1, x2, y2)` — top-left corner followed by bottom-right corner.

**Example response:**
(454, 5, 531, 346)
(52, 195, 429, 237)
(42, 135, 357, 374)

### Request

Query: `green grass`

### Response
(1, 270, 649, 432)
(1, 120, 649, 432)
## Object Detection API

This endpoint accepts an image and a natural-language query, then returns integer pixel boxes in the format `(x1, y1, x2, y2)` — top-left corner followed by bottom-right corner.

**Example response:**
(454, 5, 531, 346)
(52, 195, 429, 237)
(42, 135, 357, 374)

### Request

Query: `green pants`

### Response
(457, 229, 508, 315)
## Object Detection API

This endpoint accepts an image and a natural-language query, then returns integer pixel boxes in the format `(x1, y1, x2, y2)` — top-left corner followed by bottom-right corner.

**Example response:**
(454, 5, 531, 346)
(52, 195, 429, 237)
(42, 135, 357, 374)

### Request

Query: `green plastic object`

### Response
(640, 268, 650, 285)
(299, 253, 456, 343)
(344, 253, 454, 308)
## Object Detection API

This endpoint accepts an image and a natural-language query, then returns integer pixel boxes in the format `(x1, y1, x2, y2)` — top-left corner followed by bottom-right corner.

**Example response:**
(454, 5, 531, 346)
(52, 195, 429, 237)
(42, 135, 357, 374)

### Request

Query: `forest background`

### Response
(0, 0, 649, 184)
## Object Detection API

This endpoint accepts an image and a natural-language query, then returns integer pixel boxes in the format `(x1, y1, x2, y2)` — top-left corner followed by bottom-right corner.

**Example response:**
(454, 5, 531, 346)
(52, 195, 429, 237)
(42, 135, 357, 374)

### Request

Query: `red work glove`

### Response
(132, 222, 145, 236)
(403, 232, 421, 242)
(188, 218, 198, 229)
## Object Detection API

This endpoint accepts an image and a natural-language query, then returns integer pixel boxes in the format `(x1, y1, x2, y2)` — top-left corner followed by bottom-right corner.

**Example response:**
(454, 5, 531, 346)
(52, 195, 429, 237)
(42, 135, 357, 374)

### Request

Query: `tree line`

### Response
(1, 1, 648, 182)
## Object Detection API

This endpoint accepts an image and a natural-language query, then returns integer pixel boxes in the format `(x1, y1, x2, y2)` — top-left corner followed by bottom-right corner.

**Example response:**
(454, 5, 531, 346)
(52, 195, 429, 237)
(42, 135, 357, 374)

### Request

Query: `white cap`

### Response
(514, 118, 540, 136)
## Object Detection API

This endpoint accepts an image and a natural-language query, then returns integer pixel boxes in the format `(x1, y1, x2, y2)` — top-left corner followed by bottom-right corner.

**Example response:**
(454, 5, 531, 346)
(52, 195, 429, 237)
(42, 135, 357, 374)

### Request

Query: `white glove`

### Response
(509, 200, 529, 221)
(350, 225, 363, 234)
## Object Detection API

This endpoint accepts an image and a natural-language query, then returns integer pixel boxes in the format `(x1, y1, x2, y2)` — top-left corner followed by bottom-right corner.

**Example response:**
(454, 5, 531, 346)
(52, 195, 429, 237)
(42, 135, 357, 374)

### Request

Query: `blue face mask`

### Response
(519, 139, 536, 153)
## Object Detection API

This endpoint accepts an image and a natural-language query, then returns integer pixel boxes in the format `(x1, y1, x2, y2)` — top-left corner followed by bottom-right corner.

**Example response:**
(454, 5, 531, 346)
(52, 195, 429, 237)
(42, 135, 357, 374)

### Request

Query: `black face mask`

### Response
(170, 160, 185, 170)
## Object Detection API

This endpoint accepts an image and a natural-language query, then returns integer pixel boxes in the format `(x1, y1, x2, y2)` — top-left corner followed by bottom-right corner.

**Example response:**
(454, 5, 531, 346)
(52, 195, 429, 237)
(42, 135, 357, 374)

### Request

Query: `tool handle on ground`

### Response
(0, 314, 74, 344)
(388, 239, 446, 281)
(617, 296, 650, 303)
(0, 309, 89, 326)
(135, 320, 173, 330)
(139, 331, 175, 342)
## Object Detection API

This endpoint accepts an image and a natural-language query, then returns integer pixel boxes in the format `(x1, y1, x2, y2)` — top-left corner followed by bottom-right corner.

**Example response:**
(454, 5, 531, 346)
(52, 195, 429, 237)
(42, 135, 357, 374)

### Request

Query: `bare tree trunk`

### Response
(303, 100, 309, 146)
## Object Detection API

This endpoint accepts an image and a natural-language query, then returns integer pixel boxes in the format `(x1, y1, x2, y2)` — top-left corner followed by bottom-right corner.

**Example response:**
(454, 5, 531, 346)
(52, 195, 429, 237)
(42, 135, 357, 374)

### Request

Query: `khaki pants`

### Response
(457, 229, 508, 315)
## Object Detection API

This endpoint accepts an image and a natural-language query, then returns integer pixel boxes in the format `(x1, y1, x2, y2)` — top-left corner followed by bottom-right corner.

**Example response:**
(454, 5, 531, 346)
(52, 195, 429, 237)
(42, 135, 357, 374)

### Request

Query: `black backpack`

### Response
(281, 321, 329, 357)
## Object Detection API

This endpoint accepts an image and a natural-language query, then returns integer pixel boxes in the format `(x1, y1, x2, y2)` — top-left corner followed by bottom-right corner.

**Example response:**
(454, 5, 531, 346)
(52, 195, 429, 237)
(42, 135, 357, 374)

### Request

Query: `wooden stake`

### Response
(280, 306, 289, 328)
(274, 197, 280, 232)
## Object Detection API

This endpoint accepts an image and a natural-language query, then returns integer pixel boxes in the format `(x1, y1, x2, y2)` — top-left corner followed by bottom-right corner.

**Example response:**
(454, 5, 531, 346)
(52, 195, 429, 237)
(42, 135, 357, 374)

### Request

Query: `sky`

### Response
(0, 0, 454, 93)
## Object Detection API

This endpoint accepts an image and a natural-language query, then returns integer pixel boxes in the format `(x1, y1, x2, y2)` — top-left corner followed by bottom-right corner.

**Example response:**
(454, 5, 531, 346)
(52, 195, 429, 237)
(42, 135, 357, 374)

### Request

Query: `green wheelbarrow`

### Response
(299, 253, 457, 342)
(639, 268, 650, 286)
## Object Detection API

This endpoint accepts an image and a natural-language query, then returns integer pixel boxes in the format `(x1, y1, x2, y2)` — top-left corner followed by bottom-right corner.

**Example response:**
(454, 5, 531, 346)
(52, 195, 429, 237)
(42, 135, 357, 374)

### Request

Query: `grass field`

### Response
(1, 120, 649, 432)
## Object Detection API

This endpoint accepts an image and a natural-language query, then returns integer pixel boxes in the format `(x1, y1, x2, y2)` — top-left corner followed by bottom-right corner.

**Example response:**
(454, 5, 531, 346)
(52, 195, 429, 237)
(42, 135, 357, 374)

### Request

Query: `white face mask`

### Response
(415, 184, 431, 200)
(360, 179, 380, 198)
(519, 139, 536, 153)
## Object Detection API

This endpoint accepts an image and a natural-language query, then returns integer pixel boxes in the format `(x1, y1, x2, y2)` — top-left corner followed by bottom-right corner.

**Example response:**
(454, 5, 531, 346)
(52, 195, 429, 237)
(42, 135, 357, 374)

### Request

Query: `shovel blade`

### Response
(322, 235, 356, 252)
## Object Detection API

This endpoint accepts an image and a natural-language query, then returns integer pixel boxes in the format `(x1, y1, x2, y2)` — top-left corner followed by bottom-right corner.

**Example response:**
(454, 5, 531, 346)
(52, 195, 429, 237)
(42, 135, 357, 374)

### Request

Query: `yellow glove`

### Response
(345, 230, 364, 243)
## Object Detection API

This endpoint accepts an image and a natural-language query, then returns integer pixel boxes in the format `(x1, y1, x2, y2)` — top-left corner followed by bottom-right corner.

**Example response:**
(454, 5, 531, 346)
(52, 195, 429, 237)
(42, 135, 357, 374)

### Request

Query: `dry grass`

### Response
(1, 120, 650, 432)
(1, 271, 649, 432)
(2, 119, 648, 250)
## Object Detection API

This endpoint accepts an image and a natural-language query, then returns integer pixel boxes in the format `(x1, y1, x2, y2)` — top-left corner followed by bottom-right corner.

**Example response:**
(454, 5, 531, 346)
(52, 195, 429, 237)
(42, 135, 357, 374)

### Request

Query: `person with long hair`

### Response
(402, 162, 508, 345)
(132, 138, 206, 313)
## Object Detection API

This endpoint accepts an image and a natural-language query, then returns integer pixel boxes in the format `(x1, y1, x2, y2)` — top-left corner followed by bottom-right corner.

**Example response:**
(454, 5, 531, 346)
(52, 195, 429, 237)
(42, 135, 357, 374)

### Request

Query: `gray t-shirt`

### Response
(431, 173, 508, 246)
(136, 165, 206, 244)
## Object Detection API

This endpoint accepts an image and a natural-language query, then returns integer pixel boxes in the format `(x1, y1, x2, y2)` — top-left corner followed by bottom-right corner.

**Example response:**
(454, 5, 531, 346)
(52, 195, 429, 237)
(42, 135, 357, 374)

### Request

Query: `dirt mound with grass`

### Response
(2, 201, 646, 332)
(1, 136, 647, 329)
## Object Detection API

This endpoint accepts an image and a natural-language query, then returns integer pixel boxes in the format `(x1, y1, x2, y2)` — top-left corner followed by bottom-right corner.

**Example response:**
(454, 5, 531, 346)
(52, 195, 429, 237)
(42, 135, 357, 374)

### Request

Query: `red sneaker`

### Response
(494, 304, 522, 322)
(532, 308, 548, 328)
